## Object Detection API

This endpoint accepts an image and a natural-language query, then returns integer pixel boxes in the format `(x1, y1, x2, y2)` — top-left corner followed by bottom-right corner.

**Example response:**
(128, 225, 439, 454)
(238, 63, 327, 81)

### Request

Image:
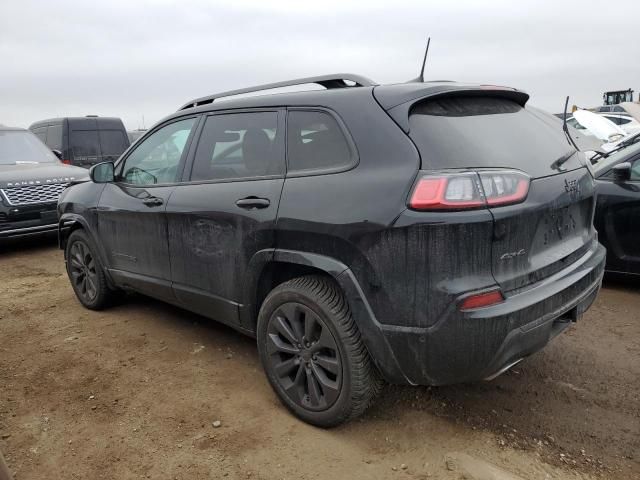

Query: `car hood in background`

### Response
(573, 109, 626, 142)
(0, 162, 89, 189)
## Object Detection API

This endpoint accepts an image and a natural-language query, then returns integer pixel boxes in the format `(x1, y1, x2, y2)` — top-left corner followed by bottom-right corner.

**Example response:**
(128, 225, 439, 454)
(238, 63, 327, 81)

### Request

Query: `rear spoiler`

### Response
(373, 84, 530, 133)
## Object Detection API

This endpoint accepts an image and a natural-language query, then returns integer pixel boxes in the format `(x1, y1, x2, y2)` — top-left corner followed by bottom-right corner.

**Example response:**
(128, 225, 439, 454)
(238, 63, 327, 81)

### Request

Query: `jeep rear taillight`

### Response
(409, 170, 529, 211)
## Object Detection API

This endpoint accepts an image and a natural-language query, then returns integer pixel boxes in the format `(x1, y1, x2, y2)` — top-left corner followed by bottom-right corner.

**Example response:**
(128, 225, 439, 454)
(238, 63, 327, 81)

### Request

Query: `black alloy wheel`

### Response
(65, 229, 117, 310)
(68, 240, 98, 303)
(266, 302, 342, 411)
(257, 275, 382, 427)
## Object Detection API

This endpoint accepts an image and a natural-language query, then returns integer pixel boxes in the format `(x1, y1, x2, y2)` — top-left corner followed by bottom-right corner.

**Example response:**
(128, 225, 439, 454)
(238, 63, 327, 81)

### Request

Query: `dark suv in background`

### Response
(0, 126, 87, 239)
(58, 74, 606, 426)
(29, 116, 130, 168)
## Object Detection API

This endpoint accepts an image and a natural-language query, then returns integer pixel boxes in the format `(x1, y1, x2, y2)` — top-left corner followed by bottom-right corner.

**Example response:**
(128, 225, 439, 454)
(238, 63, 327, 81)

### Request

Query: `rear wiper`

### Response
(562, 96, 581, 152)
(550, 150, 577, 170)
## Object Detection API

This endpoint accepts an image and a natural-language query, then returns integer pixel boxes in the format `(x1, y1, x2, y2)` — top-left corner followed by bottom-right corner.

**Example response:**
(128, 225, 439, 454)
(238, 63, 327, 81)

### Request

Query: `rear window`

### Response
(99, 130, 129, 160)
(409, 96, 581, 177)
(69, 130, 100, 164)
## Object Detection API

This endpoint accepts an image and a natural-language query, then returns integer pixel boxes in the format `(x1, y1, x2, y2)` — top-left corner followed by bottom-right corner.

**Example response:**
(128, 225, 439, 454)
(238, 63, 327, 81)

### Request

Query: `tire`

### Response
(257, 275, 383, 427)
(65, 229, 116, 310)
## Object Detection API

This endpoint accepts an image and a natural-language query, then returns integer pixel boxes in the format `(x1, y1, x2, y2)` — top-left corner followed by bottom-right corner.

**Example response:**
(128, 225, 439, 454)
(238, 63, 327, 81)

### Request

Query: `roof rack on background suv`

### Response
(178, 73, 377, 111)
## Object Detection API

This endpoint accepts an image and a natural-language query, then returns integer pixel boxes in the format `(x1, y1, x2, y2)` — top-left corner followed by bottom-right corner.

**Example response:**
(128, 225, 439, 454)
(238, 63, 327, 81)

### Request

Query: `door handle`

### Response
(235, 197, 270, 209)
(142, 197, 163, 207)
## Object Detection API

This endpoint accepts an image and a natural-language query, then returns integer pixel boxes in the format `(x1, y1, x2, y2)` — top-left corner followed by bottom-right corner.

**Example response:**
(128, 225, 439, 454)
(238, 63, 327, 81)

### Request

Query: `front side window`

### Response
(286, 110, 353, 174)
(119, 117, 196, 185)
(190, 112, 282, 181)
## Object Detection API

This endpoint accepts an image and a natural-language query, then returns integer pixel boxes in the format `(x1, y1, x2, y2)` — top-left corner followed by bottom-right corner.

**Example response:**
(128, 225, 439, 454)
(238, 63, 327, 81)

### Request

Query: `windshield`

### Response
(0, 130, 58, 164)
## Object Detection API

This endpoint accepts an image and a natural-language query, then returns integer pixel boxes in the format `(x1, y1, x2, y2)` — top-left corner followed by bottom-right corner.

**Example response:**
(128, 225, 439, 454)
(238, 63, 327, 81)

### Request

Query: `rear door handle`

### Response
(142, 197, 163, 207)
(235, 197, 270, 209)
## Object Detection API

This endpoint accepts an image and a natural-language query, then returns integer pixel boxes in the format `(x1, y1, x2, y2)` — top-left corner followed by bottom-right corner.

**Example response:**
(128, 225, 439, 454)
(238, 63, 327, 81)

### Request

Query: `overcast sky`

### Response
(1, 0, 639, 130)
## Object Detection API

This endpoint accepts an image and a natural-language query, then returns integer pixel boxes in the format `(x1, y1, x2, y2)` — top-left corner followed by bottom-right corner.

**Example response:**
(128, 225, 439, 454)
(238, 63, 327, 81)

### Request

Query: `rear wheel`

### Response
(65, 229, 116, 310)
(257, 275, 382, 427)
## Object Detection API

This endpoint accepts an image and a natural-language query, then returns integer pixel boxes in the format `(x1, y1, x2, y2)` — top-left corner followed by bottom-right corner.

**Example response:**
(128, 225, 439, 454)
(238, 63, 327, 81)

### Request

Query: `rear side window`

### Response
(45, 124, 63, 150)
(409, 96, 581, 177)
(286, 110, 353, 174)
(69, 130, 100, 164)
(99, 129, 129, 160)
(190, 112, 282, 181)
(32, 127, 47, 143)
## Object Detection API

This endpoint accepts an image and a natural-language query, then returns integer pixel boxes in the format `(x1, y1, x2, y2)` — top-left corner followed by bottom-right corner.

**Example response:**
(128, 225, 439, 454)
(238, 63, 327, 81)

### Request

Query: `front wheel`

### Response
(257, 275, 382, 427)
(65, 229, 116, 310)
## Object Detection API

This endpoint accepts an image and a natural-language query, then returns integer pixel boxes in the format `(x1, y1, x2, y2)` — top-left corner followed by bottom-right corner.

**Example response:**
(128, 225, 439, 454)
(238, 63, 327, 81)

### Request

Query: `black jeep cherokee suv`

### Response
(0, 126, 87, 239)
(58, 74, 606, 426)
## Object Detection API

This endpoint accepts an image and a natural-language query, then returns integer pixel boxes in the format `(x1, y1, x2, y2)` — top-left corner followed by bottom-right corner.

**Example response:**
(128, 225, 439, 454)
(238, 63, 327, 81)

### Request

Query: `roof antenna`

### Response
(409, 37, 431, 83)
(562, 96, 580, 151)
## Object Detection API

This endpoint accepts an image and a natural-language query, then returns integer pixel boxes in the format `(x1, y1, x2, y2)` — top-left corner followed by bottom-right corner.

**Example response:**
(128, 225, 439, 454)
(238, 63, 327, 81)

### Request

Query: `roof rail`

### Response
(178, 73, 377, 111)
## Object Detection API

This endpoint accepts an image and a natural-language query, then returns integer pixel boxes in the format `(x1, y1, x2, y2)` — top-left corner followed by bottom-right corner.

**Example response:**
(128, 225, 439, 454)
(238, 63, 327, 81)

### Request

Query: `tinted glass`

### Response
(46, 124, 63, 150)
(191, 112, 282, 181)
(618, 117, 632, 125)
(632, 159, 640, 181)
(69, 130, 100, 165)
(32, 127, 47, 143)
(287, 110, 353, 173)
(120, 117, 196, 185)
(409, 97, 580, 177)
(99, 130, 129, 161)
(0, 130, 58, 164)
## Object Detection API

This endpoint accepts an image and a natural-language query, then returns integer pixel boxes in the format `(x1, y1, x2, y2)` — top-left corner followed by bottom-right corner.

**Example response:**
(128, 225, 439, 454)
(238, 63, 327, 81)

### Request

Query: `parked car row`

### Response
(2, 73, 637, 428)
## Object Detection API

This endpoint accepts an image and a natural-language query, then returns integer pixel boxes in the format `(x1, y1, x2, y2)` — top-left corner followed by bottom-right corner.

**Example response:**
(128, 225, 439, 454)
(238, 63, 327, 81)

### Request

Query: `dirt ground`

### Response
(1, 237, 638, 480)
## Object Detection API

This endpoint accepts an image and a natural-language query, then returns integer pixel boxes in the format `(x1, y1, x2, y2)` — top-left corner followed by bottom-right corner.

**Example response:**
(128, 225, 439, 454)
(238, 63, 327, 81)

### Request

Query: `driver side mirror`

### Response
(612, 162, 632, 182)
(89, 161, 115, 183)
(51, 149, 63, 160)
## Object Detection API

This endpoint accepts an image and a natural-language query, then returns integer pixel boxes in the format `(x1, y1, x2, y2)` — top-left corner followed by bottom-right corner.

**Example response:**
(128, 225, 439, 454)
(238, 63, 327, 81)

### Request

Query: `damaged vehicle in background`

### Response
(57, 74, 605, 427)
(568, 109, 639, 161)
(0, 126, 87, 239)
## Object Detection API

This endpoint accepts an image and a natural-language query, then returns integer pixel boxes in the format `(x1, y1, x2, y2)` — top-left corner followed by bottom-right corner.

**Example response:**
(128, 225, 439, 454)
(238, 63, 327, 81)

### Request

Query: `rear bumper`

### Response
(376, 240, 606, 385)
